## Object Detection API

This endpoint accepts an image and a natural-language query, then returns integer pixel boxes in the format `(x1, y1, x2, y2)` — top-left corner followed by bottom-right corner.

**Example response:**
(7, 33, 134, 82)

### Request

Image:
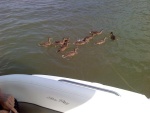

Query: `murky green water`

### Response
(0, 1, 150, 107)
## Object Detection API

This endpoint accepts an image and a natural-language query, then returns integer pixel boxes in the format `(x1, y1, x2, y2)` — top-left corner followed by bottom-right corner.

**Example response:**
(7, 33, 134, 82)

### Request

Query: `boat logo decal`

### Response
(46, 96, 69, 105)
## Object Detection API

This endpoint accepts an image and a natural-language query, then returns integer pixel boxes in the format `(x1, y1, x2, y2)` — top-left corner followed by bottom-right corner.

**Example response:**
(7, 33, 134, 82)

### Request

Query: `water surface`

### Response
(0, 0, 150, 102)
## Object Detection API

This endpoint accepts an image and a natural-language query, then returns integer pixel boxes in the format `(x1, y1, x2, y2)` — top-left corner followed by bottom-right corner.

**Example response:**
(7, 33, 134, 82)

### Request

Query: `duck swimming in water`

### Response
(62, 47, 78, 58)
(73, 40, 87, 46)
(53, 37, 68, 47)
(57, 39, 69, 53)
(73, 36, 90, 46)
(95, 37, 107, 45)
(110, 32, 116, 40)
(83, 35, 93, 42)
(38, 37, 52, 47)
(89, 29, 103, 36)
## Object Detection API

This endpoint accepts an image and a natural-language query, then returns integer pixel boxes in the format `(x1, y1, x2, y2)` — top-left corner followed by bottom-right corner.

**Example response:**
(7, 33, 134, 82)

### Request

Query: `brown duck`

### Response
(89, 29, 103, 36)
(73, 37, 89, 46)
(83, 35, 93, 42)
(38, 37, 52, 47)
(62, 47, 78, 58)
(57, 40, 69, 52)
(95, 37, 107, 45)
(54, 37, 68, 47)
(74, 40, 86, 46)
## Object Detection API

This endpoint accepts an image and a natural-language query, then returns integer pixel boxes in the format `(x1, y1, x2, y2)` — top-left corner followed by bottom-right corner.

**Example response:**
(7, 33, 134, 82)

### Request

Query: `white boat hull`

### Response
(0, 74, 150, 113)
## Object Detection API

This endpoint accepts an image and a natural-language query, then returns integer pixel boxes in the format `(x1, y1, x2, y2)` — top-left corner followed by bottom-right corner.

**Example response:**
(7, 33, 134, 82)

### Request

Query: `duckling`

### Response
(57, 41, 69, 53)
(53, 37, 67, 47)
(95, 37, 107, 45)
(89, 29, 103, 36)
(73, 39, 87, 46)
(110, 32, 116, 40)
(62, 47, 78, 58)
(83, 37, 90, 43)
(73, 37, 89, 46)
(62, 37, 70, 46)
(83, 35, 93, 42)
(38, 37, 52, 47)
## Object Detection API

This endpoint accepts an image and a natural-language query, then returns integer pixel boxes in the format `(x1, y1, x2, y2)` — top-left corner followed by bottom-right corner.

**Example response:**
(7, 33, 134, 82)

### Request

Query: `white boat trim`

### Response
(0, 74, 150, 113)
